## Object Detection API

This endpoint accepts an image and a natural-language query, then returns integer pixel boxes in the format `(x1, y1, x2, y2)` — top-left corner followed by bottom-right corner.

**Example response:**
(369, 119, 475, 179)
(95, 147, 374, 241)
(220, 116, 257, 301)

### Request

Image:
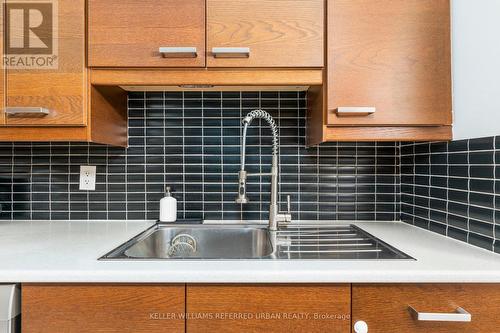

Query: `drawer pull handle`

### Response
(212, 47, 250, 58)
(336, 107, 376, 116)
(5, 107, 50, 117)
(408, 306, 471, 322)
(159, 47, 197, 58)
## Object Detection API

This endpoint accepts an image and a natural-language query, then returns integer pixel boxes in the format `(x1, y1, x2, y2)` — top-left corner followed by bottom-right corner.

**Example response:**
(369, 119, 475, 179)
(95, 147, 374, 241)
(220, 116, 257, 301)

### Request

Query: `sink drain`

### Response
(167, 234, 197, 257)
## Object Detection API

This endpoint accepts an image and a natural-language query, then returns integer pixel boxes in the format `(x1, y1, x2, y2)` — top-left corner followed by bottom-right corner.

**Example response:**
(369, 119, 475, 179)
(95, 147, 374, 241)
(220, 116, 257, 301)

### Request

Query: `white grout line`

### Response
(160, 91, 166, 221)
(10, 143, 14, 220)
(105, 143, 109, 220)
(220, 92, 225, 220)
(201, 92, 209, 220)
(494, 137, 498, 249)
(182, 92, 186, 219)
(258, 92, 263, 221)
(48, 142, 52, 219)
(30, 142, 33, 220)
(374, 142, 378, 220)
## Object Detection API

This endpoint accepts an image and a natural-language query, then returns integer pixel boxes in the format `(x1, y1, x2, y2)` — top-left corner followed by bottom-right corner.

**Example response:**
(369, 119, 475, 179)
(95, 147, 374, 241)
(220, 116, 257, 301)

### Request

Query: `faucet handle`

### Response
(279, 195, 292, 224)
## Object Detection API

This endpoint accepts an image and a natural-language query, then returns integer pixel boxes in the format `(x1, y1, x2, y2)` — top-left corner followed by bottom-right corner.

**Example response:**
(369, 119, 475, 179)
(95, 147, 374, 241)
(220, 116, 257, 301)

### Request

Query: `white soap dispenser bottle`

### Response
(159, 186, 177, 222)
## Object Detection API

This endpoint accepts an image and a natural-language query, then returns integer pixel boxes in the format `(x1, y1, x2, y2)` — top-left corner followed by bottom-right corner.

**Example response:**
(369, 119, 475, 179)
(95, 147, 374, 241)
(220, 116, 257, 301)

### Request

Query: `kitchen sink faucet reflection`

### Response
(236, 110, 292, 231)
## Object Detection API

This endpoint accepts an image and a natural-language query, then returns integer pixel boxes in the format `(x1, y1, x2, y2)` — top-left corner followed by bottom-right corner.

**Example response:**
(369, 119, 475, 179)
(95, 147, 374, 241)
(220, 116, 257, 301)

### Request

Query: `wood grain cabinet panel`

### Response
(88, 0, 206, 68)
(22, 284, 185, 333)
(4, 0, 87, 126)
(352, 284, 500, 333)
(326, 0, 452, 126)
(187, 284, 351, 333)
(207, 0, 324, 68)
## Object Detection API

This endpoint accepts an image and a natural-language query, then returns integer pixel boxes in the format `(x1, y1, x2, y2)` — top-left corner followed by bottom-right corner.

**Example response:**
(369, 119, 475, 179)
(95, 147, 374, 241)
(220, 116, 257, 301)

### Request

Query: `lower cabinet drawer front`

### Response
(22, 284, 185, 333)
(187, 284, 351, 333)
(352, 284, 500, 333)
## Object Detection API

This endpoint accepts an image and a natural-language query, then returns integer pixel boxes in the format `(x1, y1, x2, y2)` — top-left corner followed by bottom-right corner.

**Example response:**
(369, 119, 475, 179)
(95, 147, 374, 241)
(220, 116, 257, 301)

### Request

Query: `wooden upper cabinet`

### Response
(4, 0, 86, 126)
(352, 284, 500, 333)
(327, 0, 452, 126)
(88, 0, 206, 68)
(207, 0, 324, 68)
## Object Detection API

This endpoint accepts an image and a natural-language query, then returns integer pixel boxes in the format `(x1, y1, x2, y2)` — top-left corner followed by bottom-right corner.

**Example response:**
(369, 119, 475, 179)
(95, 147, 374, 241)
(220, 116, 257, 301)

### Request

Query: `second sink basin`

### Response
(103, 224, 273, 259)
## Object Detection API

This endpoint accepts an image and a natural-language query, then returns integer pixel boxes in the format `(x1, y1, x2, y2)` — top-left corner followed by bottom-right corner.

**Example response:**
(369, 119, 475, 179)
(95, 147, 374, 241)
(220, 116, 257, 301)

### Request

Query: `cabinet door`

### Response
(207, 0, 324, 68)
(327, 0, 452, 126)
(187, 284, 351, 333)
(4, 0, 86, 126)
(352, 284, 500, 333)
(88, 0, 205, 68)
(22, 284, 185, 333)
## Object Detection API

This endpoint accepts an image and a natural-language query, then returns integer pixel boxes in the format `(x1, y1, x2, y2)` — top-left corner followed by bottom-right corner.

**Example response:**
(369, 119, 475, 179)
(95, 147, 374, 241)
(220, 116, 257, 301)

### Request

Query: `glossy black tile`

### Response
(448, 139, 468, 152)
(448, 227, 468, 242)
(448, 153, 468, 165)
(469, 206, 494, 223)
(470, 165, 494, 179)
(469, 136, 494, 151)
(469, 192, 494, 209)
(469, 151, 494, 164)
(468, 233, 493, 251)
(1, 91, 398, 222)
(402, 135, 500, 253)
(469, 219, 494, 237)
(430, 221, 447, 236)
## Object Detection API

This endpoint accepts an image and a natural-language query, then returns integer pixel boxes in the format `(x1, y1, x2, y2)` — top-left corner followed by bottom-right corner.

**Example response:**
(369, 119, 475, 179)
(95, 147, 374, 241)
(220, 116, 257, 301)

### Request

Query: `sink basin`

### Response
(101, 223, 414, 260)
(102, 224, 273, 259)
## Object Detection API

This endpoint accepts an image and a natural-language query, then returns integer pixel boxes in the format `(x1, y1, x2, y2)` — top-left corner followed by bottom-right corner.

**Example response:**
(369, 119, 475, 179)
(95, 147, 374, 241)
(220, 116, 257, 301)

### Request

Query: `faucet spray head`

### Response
(235, 170, 249, 204)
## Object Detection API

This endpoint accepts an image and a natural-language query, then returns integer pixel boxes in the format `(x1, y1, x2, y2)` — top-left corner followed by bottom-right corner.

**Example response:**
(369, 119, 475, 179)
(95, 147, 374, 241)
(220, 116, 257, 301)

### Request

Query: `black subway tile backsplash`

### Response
(2, 90, 499, 255)
(0, 91, 399, 222)
(401, 136, 500, 253)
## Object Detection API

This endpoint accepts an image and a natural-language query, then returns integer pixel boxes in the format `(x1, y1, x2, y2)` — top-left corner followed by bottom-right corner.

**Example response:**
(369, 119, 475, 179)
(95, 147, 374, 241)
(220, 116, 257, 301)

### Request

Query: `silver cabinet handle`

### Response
(408, 306, 471, 322)
(336, 107, 376, 116)
(5, 107, 50, 117)
(159, 47, 197, 58)
(212, 47, 250, 58)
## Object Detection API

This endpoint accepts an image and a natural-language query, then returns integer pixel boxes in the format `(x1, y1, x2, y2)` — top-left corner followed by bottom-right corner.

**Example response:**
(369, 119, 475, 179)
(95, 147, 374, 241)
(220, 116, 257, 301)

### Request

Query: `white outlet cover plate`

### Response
(79, 165, 97, 191)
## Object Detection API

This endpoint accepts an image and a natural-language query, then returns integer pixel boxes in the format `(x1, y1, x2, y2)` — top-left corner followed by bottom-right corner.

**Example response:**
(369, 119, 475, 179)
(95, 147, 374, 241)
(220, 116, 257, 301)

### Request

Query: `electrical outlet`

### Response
(79, 165, 96, 191)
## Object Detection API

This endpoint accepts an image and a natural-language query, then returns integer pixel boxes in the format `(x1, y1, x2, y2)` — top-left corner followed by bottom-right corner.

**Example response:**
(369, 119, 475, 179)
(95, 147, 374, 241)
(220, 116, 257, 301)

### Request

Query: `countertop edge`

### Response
(2, 220, 500, 284)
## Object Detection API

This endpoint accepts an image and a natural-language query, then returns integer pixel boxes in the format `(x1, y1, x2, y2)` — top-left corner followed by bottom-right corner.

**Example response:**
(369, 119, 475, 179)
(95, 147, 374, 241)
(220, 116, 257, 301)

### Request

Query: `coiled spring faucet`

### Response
(236, 109, 292, 231)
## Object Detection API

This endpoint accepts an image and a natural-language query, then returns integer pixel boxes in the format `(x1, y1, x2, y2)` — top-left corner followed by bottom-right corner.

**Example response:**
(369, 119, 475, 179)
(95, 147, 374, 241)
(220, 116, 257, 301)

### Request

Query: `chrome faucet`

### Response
(235, 109, 292, 231)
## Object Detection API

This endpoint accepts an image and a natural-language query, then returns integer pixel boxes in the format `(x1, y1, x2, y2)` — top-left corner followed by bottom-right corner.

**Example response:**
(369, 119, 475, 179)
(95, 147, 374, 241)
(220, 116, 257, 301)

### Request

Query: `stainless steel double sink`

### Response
(100, 223, 414, 260)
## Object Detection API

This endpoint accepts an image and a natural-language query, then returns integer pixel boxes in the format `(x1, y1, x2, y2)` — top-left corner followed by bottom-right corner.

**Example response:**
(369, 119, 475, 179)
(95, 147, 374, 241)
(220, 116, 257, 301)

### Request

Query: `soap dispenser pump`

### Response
(159, 186, 177, 222)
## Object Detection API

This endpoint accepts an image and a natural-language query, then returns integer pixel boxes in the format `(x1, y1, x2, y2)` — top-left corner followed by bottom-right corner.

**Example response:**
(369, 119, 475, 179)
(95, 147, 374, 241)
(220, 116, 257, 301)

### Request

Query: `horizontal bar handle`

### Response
(409, 306, 471, 322)
(212, 47, 250, 58)
(159, 47, 197, 58)
(336, 107, 376, 116)
(5, 107, 50, 117)
(246, 172, 272, 177)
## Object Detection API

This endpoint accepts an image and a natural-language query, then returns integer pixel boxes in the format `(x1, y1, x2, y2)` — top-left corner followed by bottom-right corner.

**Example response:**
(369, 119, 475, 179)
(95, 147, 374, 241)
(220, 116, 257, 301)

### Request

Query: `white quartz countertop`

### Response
(1, 220, 500, 283)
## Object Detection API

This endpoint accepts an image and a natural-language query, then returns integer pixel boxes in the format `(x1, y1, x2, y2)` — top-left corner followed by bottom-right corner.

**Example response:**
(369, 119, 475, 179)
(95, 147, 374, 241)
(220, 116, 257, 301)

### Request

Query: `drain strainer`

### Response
(167, 234, 197, 257)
